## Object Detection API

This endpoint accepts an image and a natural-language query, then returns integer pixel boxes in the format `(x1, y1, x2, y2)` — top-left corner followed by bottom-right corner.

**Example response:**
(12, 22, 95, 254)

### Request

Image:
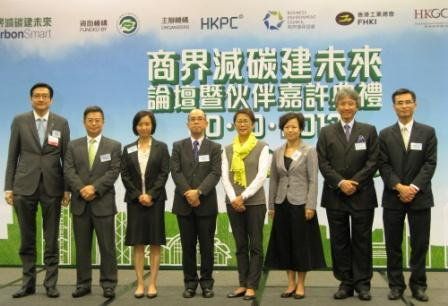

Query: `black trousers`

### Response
(326, 208, 374, 292)
(14, 180, 61, 289)
(72, 206, 117, 290)
(176, 213, 217, 290)
(227, 204, 266, 290)
(383, 207, 431, 292)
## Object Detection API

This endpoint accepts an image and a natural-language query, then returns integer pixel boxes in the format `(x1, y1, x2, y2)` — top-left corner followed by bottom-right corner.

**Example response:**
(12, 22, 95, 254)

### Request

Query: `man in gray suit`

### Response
(317, 87, 378, 301)
(171, 108, 221, 298)
(4, 83, 70, 298)
(379, 88, 437, 302)
(64, 106, 121, 299)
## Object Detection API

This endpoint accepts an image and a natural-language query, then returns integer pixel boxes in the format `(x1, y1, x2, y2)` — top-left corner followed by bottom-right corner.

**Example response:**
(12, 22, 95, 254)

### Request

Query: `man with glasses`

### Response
(4, 82, 70, 298)
(170, 108, 221, 298)
(379, 88, 437, 302)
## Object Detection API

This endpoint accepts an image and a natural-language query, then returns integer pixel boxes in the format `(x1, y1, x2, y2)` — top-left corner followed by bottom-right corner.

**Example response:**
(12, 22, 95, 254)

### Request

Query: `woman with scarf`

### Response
(264, 112, 326, 299)
(222, 108, 270, 301)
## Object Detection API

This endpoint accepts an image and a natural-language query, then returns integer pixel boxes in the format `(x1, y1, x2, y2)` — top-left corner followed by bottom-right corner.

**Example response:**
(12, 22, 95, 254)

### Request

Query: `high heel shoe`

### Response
(280, 290, 295, 298)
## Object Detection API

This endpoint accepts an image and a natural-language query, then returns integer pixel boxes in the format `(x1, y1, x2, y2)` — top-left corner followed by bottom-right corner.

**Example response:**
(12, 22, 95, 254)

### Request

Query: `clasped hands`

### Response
(395, 183, 418, 203)
(231, 195, 246, 213)
(339, 179, 359, 196)
(139, 193, 153, 207)
(80, 185, 96, 202)
(184, 189, 200, 207)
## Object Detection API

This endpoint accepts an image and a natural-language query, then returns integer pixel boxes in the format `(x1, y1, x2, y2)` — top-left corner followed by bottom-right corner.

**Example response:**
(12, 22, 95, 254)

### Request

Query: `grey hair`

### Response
(334, 87, 360, 108)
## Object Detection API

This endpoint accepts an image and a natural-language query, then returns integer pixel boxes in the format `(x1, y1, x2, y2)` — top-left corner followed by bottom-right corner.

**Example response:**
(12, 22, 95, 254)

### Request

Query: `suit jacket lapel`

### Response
(144, 139, 159, 176)
(128, 140, 141, 177)
(335, 123, 348, 148)
(277, 144, 287, 172)
(185, 138, 196, 165)
(288, 142, 306, 172)
(391, 123, 407, 153)
(28, 111, 42, 149)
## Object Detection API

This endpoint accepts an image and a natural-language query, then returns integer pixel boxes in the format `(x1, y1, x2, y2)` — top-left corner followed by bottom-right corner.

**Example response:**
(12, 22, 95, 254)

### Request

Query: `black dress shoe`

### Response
(412, 289, 429, 302)
(243, 294, 256, 300)
(358, 290, 372, 301)
(103, 288, 115, 298)
(333, 288, 354, 299)
(293, 293, 305, 299)
(227, 290, 246, 298)
(183, 288, 196, 298)
(12, 287, 35, 298)
(46, 287, 60, 298)
(72, 287, 91, 298)
(280, 290, 294, 298)
(387, 288, 403, 300)
(202, 288, 214, 298)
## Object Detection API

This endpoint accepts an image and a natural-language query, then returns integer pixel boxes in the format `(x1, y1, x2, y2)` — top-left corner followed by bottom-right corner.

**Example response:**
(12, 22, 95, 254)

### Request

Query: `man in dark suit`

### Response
(379, 88, 437, 302)
(317, 87, 378, 301)
(4, 83, 70, 298)
(64, 106, 121, 299)
(171, 108, 221, 298)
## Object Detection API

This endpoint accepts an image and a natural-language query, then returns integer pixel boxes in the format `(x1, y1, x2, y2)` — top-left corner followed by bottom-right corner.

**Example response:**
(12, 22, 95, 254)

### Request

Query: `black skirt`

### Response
(265, 201, 326, 271)
(125, 198, 166, 246)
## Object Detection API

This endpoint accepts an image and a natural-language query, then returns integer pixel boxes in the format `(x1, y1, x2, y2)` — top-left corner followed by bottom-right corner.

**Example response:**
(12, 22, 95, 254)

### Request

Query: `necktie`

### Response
(401, 127, 409, 150)
(36, 118, 46, 146)
(193, 140, 199, 161)
(344, 124, 351, 142)
(88, 139, 96, 168)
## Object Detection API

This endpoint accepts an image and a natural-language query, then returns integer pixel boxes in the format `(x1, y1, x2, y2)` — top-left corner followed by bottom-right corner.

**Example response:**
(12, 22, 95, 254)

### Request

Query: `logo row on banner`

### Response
(0, 8, 447, 40)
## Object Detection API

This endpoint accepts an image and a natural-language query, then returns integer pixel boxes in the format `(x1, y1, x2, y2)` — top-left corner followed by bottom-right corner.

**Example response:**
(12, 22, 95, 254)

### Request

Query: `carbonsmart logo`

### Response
(117, 14, 139, 36)
(263, 11, 285, 30)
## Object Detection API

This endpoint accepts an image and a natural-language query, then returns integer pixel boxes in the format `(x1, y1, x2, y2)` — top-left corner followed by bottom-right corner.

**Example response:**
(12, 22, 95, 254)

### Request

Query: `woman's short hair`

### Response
(278, 112, 305, 131)
(233, 108, 256, 124)
(132, 110, 156, 136)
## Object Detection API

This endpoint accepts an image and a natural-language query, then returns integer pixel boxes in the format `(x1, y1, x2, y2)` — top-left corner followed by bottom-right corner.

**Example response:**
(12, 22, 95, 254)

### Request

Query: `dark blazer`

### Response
(64, 136, 121, 217)
(317, 121, 379, 210)
(379, 121, 437, 210)
(5, 111, 70, 196)
(170, 137, 221, 216)
(120, 138, 170, 203)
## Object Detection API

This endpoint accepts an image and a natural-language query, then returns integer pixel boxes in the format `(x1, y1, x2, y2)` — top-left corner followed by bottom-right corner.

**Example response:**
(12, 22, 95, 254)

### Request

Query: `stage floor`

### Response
(0, 268, 446, 305)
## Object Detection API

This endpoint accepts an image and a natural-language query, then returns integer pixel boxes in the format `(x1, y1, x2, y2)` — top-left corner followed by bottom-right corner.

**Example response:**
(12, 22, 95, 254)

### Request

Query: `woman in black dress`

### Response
(265, 112, 326, 299)
(121, 111, 170, 298)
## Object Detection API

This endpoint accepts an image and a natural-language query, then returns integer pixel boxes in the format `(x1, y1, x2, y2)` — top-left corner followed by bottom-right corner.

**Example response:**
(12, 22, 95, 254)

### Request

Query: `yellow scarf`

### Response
(231, 133, 258, 187)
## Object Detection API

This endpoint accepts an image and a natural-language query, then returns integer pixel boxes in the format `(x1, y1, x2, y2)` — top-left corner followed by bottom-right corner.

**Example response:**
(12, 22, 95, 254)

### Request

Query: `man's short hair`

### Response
(392, 88, 416, 103)
(334, 87, 360, 108)
(83, 106, 104, 120)
(30, 82, 54, 98)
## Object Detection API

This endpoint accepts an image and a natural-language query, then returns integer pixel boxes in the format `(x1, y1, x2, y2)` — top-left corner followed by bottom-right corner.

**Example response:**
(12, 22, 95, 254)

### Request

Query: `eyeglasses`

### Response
(32, 94, 50, 99)
(236, 119, 251, 125)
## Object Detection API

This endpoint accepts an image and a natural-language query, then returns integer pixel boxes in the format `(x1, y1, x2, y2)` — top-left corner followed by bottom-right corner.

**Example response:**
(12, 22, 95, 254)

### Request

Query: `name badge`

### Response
(198, 154, 210, 162)
(290, 150, 302, 161)
(100, 153, 111, 162)
(355, 142, 367, 151)
(410, 142, 422, 151)
(48, 135, 59, 147)
(127, 145, 138, 154)
(52, 130, 61, 138)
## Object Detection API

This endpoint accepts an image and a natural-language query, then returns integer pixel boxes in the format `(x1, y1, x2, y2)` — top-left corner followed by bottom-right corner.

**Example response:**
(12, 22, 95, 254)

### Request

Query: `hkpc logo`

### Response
(263, 11, 285, 30)
(117, 13, 139, 36)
